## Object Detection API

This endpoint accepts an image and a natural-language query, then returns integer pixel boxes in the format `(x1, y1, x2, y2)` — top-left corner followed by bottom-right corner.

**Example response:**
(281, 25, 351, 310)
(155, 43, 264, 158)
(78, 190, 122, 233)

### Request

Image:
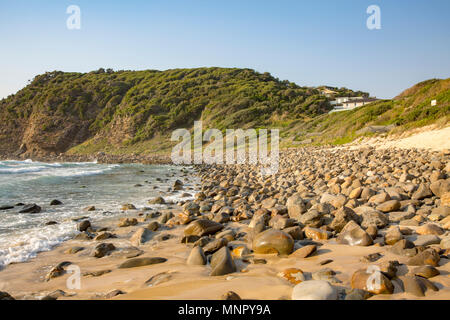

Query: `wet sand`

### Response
(0, 210, 448, 300)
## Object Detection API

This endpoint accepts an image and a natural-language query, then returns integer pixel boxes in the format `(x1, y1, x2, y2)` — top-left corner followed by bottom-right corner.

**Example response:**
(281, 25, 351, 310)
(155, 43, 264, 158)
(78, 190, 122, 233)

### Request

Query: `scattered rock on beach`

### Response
(412, 265, 440, 279)
(407, 249, 440, 266)
(290, 244, 316, 258)
(187, 246, 207, 265)
(184, 219, 223, 237)
(130, 228, 153, 246)
(91, 243, 116, 258)
(118, 257, 167, 269)
(351, 268, 394, 294)
(0, 292, 15, 300)
(210, 246, 236, 276)
(105, 289, 126, 299)
(221, 291, 241, 300)
(336, 221, 373, 246)
(252, 229, 294, 255)
(291, 280, 338, 300)
(278, 268, 305, 284)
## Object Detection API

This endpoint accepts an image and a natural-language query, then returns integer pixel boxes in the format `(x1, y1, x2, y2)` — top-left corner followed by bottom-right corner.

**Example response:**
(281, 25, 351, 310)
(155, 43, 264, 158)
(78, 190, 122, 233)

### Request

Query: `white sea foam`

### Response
(0, 224, 78, 268)
(0, 162, 198, 268)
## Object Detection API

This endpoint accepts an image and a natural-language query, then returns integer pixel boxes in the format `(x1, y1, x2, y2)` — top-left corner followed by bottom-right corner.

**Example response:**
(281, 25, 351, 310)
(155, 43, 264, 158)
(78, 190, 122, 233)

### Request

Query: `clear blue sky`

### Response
(0, 0, 449, 99)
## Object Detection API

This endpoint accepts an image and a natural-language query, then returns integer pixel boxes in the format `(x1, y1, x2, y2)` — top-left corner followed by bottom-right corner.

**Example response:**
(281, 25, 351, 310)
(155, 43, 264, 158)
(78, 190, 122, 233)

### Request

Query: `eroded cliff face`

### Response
(0, 111, 92, 158)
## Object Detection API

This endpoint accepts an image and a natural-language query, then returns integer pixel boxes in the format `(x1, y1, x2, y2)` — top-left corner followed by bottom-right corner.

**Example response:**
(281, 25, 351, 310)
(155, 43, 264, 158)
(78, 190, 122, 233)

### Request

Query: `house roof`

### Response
(342, 98, 378, 104)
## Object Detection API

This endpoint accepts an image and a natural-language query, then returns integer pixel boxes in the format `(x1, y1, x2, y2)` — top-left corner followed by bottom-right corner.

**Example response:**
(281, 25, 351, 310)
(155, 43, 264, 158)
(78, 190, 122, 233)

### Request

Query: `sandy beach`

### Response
(1, 141, 449, 301)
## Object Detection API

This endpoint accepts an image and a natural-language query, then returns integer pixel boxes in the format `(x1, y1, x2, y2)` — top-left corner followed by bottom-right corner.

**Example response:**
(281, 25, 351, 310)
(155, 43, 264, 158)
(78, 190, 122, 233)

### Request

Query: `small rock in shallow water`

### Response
(74, 232, 94, 240)
(121, 203, 136, 210)
(19, 203, 41, 213)
(94, 231, 115, 241)
(50, 200, 63, 206)
(118, 217, 138, 227)
(77, 220, 91, 232)
(148, 196, 165, 205)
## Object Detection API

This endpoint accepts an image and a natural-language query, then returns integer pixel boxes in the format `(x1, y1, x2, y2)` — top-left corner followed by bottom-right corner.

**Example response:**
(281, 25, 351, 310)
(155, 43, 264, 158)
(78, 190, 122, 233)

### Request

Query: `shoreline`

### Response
(0, 153, 173, 165)
(0, 145, 449, 300)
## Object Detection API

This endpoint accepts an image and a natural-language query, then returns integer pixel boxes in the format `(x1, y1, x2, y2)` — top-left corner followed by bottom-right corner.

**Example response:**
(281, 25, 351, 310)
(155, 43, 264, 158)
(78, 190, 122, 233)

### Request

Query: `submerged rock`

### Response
(19, 203, 41, 213)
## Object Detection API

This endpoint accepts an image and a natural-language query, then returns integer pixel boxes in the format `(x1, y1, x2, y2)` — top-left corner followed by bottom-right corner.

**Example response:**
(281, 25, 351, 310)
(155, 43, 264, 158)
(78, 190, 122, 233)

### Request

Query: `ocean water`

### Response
(0, 160, 196, 268)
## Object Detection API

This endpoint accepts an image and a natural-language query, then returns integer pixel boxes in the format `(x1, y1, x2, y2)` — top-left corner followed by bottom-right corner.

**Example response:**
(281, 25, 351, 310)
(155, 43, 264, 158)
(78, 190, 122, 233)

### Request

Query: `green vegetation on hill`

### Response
(0, 67, 447, 157)
(0, 67, 357, 156)
(288, 78, 450, 146)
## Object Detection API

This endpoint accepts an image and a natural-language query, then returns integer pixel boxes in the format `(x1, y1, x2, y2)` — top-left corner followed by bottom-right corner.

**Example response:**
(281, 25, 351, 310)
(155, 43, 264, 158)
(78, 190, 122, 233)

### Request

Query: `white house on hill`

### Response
(341, 98, 378, 109)
(329, 97, 379, 113)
